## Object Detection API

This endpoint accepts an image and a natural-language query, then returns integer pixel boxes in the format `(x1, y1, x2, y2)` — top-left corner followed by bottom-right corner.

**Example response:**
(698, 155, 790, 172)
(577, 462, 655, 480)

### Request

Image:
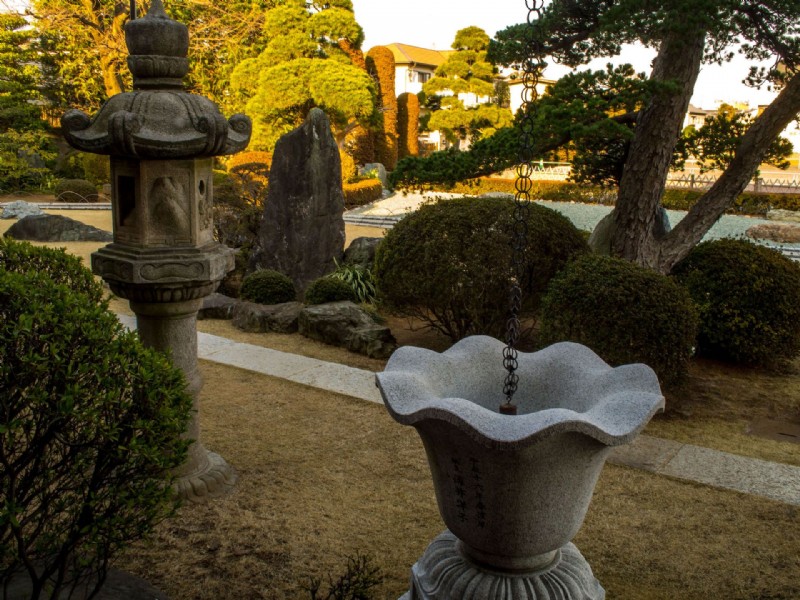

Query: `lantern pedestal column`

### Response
(93, 241, 237, 502)
(131, 297, 238, 501)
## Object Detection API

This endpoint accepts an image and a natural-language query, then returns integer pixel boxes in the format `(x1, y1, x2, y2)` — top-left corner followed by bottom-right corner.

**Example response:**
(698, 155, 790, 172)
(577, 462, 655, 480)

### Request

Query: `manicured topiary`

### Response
(374, 196, 589, 341)
(672, 239, 800, 367)
(539, 254, 698, 386)
(53, 178, 99, 202)
(0, 237, 103, 302)
(240, 269, 297, 304)
(397, 92, 420, 159)
(0, 262, 192, 597)
(366, 46, 397, 169)
(305, 276, 358, 305)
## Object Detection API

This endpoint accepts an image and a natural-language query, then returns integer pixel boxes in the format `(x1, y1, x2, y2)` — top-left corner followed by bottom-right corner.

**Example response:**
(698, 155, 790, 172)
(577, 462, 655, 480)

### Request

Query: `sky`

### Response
(350, 0, 780, 110)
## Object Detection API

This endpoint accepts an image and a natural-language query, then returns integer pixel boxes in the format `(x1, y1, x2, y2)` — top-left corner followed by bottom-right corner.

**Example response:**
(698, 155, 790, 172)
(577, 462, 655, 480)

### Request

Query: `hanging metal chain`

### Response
(501, 0, 545, 415)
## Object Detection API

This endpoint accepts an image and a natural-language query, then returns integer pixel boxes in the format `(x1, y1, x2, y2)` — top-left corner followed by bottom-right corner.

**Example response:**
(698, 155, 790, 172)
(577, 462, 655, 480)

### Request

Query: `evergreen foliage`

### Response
(540, 254, 698, 386)
(53, 178, 99, 202)
(423, 26, 510, 145)
(0, 245, 192, 598)
(374, 196, 588, 341)
(673, 239, 800, 367)
(304, 276, 357, 305)
(240, 269, 297, 305)
(230, 0, 376, 151)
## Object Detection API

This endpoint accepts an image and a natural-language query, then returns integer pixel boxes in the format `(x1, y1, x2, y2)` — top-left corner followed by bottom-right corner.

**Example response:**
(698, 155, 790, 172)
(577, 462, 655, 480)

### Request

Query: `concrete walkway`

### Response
(118, 315, 800, 507)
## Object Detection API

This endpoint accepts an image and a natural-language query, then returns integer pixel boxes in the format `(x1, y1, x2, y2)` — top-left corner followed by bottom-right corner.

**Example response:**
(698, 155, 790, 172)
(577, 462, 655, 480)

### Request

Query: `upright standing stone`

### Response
(249, 108, 346, 294)
(61, 0, 252, 502)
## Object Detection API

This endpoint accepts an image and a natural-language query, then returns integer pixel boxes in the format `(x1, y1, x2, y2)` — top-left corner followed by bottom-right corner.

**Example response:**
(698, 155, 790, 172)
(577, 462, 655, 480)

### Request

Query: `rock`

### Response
(478, 192, 514, 200)
(299, 301, 397, 359)
(343, 237, 382, 269)
(766, 209, 800, 224)
(198, 293, 238, 320)
(1, 201, 45, 220)
(360, 162, 388, 188)
(249, 108, 345, 294)
(589, 208, 671, 255)
(4, 214, 113, 242)
(746, 223, 800, 244)
(231, 300, 303, 333)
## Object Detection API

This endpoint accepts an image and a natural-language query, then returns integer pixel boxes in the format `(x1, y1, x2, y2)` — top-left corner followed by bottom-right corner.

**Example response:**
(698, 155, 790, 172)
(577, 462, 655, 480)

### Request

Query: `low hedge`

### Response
(407, 177, 800, 217)
(343, 179, 383, 209)
(53, 178, 99, 202)
(240, 269, 297, 304)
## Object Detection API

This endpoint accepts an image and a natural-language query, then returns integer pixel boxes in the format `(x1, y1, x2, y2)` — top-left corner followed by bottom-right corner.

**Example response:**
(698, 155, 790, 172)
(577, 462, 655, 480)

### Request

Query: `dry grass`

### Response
(113, 362, 800, 599)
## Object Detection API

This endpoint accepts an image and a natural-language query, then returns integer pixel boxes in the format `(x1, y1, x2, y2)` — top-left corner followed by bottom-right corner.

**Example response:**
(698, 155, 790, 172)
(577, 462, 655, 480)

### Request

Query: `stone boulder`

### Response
(589, 208, 671, 255)
(766, 209, 800, 224)
(232, 300, 303, 333)
(249, 108, 345, 294)
(746, 223, 800, 244)
(4, 214, 112, 242)
(360, 162, 388, 188)
(1, 201, 44, 220)
(198, 293, 238, 320)
(343, 237, 382, 269)
(299, 301, 397, 359)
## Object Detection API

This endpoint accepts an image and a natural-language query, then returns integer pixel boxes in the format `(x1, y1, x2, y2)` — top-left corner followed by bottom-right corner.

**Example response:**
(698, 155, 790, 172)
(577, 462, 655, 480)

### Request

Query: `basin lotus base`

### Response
(401, 530, 604, 600)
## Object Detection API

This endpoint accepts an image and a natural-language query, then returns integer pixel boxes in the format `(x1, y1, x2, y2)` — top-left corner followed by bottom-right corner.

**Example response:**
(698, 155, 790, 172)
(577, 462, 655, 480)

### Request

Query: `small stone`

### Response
(298, 301, 396, 359)
(343, 237, 382, 269)
(360, 162, 388, 188)
(199, 293, 238, 320)
(231, 300, 303, 333)
(0, 201, 44, 220)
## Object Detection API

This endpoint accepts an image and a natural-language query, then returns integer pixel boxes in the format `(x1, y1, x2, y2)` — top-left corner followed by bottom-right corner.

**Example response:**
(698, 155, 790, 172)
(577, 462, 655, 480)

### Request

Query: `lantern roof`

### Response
(61, 0, 251, 159)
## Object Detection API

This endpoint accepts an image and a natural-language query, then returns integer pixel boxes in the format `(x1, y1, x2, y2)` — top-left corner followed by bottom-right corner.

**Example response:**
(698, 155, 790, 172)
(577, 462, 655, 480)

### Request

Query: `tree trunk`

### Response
(655, 71, 800, 272)
(610, 30, 705, 267)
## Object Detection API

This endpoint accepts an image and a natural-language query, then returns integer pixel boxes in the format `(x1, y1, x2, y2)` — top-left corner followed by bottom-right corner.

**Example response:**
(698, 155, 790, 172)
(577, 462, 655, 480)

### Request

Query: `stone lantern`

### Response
(61, 0, 251, 501)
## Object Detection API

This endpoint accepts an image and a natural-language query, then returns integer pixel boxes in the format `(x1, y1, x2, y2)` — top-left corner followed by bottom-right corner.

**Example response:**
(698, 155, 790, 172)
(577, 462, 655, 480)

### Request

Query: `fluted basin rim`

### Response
(376, 336, 665, 448)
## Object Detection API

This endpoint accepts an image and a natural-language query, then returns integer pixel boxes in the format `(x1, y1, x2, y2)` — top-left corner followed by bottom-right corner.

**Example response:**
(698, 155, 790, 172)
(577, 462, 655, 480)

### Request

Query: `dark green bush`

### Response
(672, 239, 800, 367)
(305, 276, 358, 305)
(0, 265, 192, 598)
(53, 178, 99, 202)
(374, 196, 588, 341)
(540, 254, 698, 386)
(0, 237, 103, 303)
(240, 269, 297, 304)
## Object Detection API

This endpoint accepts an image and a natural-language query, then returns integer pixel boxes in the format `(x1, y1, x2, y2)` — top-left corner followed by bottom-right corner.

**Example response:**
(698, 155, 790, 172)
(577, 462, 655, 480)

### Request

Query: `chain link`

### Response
(501, 0, 544, 414)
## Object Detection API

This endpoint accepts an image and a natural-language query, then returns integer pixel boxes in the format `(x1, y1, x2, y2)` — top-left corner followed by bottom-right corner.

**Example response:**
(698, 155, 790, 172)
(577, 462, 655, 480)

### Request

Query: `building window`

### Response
(416, 71, 431, 83)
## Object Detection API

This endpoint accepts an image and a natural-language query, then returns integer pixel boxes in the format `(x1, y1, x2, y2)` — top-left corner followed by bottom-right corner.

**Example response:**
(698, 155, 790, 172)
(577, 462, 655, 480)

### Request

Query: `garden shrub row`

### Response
(343, 178, 383, 208)
(408, 177, 800, 217)
(371, 196, 800, 385)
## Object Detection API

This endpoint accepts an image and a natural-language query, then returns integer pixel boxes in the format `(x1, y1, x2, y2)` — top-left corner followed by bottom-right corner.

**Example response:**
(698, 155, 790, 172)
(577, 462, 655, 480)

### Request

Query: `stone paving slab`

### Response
(658, 444, 800, 506)
(117, 313, 800, 507)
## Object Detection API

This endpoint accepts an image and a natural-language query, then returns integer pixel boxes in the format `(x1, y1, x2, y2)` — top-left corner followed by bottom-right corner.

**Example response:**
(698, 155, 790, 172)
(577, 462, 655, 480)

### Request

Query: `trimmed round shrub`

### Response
(672, 239, 800, 367)
(305, 276, 357, 305)
(0, 262, 192, 597)
(240, 269, 297, 304)
(53, 178, 99, 202)
(0, 237, 103, 303)
(540, 254, 698, 386)
(374, 196, 589, 341)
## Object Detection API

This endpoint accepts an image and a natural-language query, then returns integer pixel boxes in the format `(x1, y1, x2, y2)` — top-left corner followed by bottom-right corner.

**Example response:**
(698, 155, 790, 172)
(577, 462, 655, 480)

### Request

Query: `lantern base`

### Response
(401, 530, 604, 600)
(173, 447, 237, 503)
